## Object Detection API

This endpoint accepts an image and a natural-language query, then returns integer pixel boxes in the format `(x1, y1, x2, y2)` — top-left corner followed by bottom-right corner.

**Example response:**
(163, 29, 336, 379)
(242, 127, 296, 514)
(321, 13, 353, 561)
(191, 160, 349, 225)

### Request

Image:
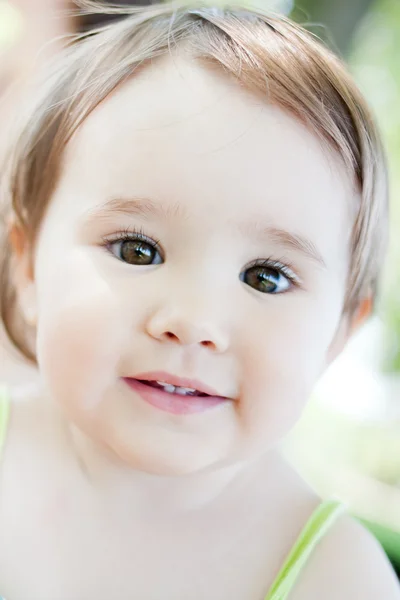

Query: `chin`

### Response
(115, 441, 230, 477)
(134, 460, 204, 477)
(134, 453, 221, 476)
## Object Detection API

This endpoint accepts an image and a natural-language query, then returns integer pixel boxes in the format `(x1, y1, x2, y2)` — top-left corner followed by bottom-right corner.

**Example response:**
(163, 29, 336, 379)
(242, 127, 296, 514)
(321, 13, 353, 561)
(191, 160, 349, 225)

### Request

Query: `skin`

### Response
(2, 54, 398, 600)
(15, 54, 357, 477)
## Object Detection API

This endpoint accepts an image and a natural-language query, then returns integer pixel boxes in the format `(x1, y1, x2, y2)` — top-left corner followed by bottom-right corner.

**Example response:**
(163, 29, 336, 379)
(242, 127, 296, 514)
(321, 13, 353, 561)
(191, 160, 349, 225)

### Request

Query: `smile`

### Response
(122, 376, 230, 415)
(138, 380, 209, 396)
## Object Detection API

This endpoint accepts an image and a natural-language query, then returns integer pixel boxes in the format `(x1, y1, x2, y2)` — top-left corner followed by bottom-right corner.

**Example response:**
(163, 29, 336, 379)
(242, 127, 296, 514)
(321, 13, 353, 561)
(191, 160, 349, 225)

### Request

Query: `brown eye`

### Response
(241, 264, 291, 294)
(110, 237, 163, 266)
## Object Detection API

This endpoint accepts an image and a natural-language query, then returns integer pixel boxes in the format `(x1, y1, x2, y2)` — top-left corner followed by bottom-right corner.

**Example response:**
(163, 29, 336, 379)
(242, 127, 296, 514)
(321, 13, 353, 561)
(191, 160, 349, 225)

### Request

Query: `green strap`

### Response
(264, 499, 346, 600)
(0, 384, 10, 459)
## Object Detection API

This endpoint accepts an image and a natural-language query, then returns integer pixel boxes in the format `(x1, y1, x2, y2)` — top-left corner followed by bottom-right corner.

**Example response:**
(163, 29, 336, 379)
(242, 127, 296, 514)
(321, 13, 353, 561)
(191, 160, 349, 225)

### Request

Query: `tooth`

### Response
(176, 387, 195, 395)
(164, 384, 176, 394)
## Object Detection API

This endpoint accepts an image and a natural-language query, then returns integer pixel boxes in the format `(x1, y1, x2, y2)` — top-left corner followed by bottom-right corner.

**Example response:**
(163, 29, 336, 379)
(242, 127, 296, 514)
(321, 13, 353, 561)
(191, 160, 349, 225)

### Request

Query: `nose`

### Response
(145, 305, 229, 353)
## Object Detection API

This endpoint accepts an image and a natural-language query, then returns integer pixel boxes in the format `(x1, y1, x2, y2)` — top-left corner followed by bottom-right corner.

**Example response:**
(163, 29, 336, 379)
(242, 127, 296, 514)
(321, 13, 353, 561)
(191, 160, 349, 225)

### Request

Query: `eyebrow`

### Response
(82, 197, 326, 268)
(82, 196, 184, 222)
(237, 221, 327, 269)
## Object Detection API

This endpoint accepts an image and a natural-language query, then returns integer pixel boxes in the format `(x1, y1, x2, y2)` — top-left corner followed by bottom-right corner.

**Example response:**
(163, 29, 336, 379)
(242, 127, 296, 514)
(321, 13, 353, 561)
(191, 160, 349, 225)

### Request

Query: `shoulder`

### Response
(293, 511, 400, 600)
(0, 382, 49, 468)
(0, 381, 64, 485)
(0, 383, 41, 576)
(0, 382, 64, 527)
(0, 383, 68, 581)
(0, 382, 48, 509)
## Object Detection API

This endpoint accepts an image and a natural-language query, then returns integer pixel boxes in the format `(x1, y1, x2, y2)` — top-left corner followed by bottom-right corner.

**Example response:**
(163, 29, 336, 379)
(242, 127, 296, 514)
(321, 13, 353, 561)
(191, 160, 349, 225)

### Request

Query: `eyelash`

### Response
(246, 257, 300, 287)
(101, 226, 301, 289)
(102, 225, 163, 256)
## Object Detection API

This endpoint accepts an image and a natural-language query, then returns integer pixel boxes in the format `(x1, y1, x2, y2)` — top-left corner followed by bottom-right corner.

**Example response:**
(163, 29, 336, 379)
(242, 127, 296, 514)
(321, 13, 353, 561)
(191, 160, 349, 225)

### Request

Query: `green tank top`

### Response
(0, 384, 345, 600)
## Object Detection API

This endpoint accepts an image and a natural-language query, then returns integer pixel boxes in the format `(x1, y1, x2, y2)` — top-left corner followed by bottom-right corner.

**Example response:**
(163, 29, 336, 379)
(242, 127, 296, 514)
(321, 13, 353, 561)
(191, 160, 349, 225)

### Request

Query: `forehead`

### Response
(59, 54, 355, 264)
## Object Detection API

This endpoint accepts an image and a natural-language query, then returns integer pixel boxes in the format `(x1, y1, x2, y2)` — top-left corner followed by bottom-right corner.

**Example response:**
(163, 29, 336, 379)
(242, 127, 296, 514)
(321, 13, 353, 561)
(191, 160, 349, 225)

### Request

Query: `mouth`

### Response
(137, 380, 211, 396)
(122, 372, 231, 415)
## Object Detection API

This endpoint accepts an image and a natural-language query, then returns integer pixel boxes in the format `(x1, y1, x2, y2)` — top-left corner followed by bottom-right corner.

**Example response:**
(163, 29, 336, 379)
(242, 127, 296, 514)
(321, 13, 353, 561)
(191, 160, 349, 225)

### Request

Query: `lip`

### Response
(132, 371, 225, 398)
(122, 371, 230, 416)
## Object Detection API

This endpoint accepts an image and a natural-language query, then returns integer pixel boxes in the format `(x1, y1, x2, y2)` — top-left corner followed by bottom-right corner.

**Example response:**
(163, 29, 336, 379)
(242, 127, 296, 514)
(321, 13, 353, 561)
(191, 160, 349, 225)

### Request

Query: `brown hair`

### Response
(0, 1, 389, 365)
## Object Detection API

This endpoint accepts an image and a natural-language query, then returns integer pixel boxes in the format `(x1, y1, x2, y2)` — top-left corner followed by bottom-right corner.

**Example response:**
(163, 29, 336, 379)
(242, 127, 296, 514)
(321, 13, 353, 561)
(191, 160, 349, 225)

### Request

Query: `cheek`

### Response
(35, 250, 125, 410)
(238, 293, 341, 447)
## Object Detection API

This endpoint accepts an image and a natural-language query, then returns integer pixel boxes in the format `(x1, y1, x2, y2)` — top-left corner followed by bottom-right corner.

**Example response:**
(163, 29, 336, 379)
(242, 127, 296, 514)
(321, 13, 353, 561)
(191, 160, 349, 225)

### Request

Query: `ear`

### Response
(8, 218, 37, 327)
(348, 294, 374, 334)
(325, 294, 373, 368)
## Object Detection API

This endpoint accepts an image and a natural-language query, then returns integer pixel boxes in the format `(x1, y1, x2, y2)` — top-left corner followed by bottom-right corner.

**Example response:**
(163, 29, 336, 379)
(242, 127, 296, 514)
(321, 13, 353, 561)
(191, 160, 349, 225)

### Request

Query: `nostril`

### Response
(165, 331, 179, 341)
(201, 340, 214, 348)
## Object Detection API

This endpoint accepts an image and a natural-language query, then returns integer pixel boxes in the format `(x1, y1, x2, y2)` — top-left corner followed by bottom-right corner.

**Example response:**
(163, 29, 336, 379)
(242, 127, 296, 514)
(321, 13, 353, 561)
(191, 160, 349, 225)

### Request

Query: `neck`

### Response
(65, 420, 263, 515)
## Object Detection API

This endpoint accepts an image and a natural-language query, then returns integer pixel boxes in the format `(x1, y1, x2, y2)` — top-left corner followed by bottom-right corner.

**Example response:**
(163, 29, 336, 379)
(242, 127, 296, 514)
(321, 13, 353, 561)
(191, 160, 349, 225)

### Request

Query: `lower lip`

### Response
(123, 378, 229, 415)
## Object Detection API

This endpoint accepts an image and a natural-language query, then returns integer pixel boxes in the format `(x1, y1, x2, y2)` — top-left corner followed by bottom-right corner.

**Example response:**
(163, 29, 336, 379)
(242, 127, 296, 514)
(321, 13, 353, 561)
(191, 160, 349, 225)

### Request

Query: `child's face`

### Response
(25, 55, 356, 474)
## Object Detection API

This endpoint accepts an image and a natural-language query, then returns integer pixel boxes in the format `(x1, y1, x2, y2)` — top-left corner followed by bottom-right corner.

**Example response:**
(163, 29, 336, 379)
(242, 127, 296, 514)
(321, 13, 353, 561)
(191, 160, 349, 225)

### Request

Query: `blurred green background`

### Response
(1, 0, 399, 575)
(290, 0, 400, 575)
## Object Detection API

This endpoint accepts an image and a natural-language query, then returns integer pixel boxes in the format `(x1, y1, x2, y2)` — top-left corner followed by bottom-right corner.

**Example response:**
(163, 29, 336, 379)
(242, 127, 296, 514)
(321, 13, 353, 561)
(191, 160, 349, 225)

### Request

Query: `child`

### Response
(0, 2, 399, 598)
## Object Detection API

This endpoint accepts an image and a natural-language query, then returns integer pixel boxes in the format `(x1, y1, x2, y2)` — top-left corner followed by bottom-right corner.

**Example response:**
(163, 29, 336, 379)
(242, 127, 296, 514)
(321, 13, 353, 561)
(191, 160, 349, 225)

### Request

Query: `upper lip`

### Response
(127, 371, 229, 398)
